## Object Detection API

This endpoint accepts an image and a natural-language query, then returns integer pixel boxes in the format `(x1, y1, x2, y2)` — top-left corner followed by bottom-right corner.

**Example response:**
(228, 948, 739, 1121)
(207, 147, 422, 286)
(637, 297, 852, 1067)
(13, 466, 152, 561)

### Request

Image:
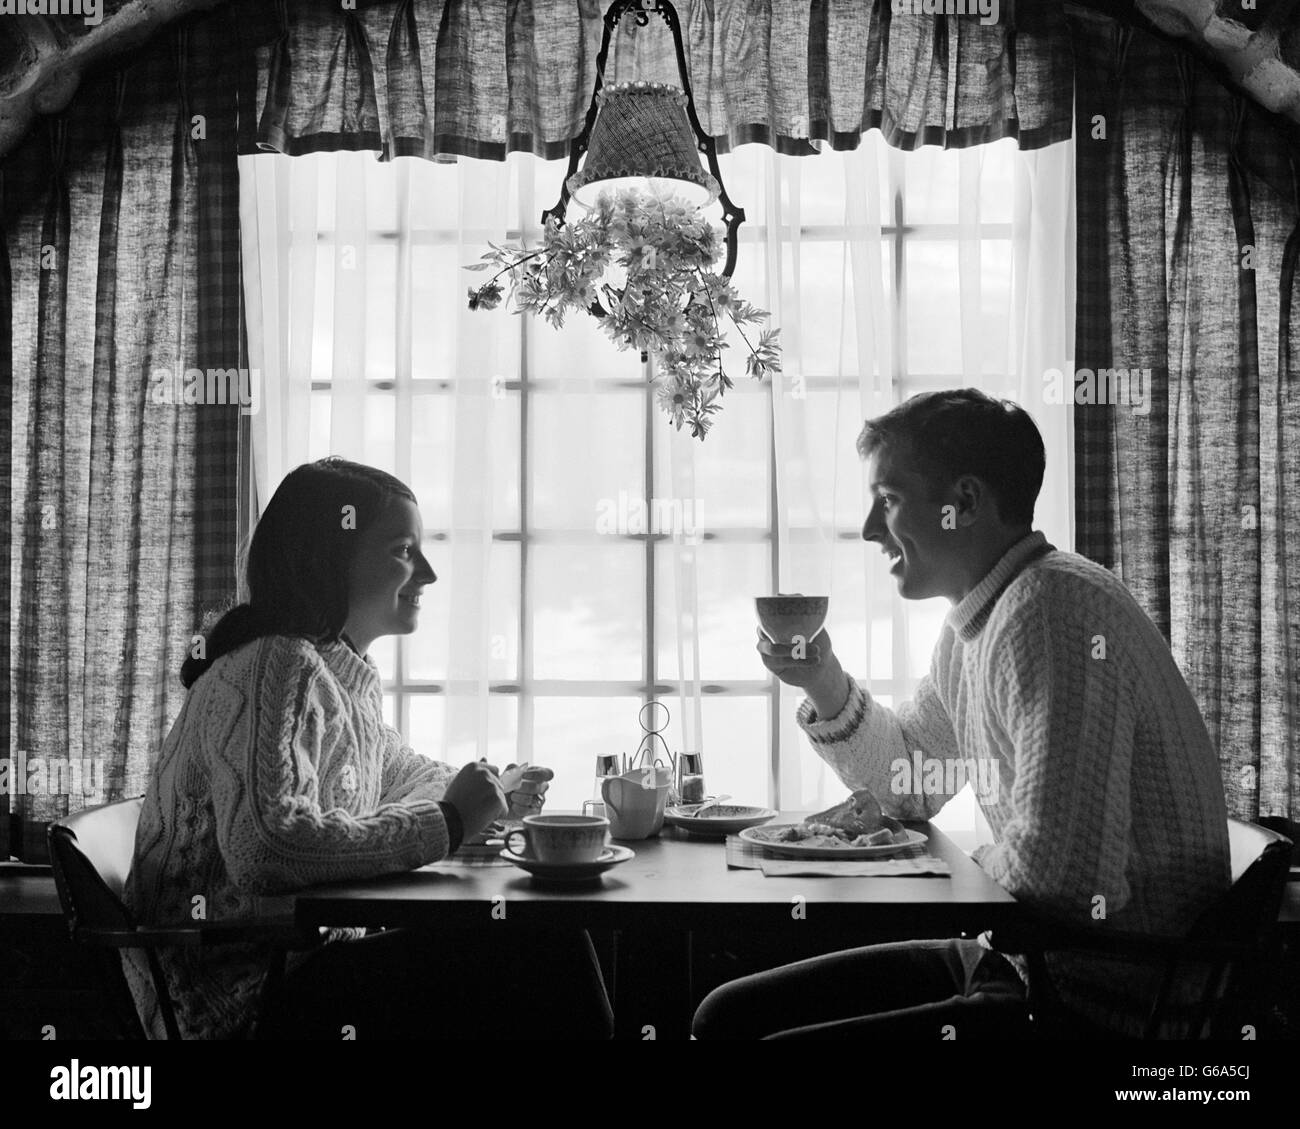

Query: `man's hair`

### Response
(856, 389, 1044, 527)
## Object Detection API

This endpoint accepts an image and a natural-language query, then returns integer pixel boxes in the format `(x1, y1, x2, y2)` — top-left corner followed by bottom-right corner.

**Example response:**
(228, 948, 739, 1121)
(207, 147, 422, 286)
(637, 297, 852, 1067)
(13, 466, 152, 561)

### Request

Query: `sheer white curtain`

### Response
(651, 138, 1076, 842)
(237, 136, 1075, 826)
(719, 136, 1076, 845)
(239, 152, 518, 765)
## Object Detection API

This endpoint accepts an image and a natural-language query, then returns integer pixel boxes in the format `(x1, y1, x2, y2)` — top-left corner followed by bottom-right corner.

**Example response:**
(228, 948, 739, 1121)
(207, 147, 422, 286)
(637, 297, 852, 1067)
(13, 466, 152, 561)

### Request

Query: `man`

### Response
(693, 389, 1230, 1039)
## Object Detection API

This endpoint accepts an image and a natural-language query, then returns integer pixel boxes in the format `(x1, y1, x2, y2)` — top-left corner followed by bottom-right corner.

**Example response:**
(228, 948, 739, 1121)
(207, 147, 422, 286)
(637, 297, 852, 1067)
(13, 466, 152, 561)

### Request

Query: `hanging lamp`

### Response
(542, 0, 745, 278)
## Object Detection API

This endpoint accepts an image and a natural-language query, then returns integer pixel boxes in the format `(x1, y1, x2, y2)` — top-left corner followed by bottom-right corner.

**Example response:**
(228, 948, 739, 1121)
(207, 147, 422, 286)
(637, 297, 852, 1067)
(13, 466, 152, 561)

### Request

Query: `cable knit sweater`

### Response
(797, 531, 1232, 1037)
(123, 635, 461, 1039)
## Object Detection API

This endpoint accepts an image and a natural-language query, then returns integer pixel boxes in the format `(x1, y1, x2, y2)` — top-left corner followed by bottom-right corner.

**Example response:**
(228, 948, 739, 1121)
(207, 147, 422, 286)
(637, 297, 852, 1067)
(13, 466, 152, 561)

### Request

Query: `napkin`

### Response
(758, 858, 951, 878)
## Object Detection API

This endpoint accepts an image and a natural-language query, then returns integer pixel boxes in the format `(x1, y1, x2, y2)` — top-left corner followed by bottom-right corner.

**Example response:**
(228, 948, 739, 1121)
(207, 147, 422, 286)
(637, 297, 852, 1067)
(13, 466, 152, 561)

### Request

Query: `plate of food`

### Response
(664, 803, 776, 837)
(738, 791, 926, 858)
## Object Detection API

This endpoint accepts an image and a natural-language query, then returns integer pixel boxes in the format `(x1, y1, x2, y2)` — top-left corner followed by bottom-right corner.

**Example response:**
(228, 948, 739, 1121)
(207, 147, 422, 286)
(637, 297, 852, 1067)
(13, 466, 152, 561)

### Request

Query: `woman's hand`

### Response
(756, 626, 850, 719)
(442, 762, 508, 840)
(484, 762, 554, 819)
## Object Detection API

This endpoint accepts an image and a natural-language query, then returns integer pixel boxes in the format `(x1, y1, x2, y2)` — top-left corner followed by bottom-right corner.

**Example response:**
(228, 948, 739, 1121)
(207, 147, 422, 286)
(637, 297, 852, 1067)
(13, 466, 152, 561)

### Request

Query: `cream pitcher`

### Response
(601, 766, 671, 840)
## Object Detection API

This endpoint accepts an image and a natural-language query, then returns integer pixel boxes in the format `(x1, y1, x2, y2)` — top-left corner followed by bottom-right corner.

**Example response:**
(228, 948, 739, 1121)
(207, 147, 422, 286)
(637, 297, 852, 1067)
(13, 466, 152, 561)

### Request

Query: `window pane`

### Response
(977, 140, 1017, 224)
(308, 393, 331, 460)
(902, 146, 959, 225)
(532, 544, 643, 680)
(408, 693, 519, 765)
(697, 696, 770, 805)
(794, 241, 854, 376)
(787, 390, 873, 529)
(312, 387, 392, 468)
(365, 242, 397, 381)
(905, 241, 962, 375)
(311, 151, 337, 230)
(309, 386, 391, 464)
(311, 250, 335, 382)
(827, 538, 871, 650)
(527, 306, 642, 383)
(905, 598, 948, 680)
(361, 394, 396, 473)
(370, 636, 396, 682)
(869, 614, 892, 682)
(411, 244, 462, 378)
(652, 389, 769, 528)
(530, 389, 644, 530)
(979, 239, 1013, 375)
(407, 541, 520, 682)
(364, 153, 397, 232)
(794, 156, 845, 227)
(532, 696, 644, 811)
(656, 542, 770, 681)
(409, 392, 520, 535)
(408, 158, 461, 231)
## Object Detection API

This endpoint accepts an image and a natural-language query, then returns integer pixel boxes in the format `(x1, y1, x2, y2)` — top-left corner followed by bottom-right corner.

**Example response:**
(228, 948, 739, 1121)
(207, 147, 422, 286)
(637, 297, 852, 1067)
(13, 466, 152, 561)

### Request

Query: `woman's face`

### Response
(342, 496, 436, 653)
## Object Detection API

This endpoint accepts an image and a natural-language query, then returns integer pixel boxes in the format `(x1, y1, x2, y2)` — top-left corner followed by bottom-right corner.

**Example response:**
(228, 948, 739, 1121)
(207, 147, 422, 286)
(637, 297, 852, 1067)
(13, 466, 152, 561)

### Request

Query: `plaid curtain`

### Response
(0, 7, 265, 862)
(249, 0, 1074, 160)
(1071, 12, 1300, 822)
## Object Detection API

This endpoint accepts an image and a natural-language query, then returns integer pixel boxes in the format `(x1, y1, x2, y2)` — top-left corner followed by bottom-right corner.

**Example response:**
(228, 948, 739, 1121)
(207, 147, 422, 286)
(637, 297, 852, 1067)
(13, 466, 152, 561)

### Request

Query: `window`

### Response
(239, 133, 1073, 833)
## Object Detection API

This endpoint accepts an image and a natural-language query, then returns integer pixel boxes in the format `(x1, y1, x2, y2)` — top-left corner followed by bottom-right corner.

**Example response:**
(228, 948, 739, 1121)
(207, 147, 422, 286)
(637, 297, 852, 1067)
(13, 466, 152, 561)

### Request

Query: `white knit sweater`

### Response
(123, 635, 459, 1039)
(797, 531, 1232, 1036)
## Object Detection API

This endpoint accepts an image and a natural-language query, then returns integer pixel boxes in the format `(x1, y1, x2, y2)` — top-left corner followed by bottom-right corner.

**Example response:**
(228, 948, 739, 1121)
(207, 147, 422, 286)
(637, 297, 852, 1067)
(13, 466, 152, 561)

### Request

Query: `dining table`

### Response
(292, 814, 1023, 1040)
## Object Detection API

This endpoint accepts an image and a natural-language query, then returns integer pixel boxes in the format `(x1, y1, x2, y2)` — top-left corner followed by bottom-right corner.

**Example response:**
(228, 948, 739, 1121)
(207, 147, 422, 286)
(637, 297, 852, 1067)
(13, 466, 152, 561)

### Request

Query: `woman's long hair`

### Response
(182, 457, 416, 688)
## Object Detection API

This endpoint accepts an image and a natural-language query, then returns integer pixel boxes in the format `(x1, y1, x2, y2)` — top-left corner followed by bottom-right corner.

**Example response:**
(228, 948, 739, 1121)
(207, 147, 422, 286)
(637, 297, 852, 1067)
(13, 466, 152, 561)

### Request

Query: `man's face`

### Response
(862, 443, 965, 601)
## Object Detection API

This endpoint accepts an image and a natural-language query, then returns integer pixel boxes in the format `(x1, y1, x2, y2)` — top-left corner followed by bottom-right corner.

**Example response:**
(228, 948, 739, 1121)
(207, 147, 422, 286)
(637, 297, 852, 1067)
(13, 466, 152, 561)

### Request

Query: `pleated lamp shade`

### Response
(567, 82, 720, 209)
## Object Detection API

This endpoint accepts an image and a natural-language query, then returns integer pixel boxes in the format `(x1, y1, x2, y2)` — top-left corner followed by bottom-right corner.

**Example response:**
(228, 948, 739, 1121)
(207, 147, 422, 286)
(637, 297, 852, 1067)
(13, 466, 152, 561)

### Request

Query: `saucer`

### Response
(499, 844, 635, 883)
(665, 804, 776, 838)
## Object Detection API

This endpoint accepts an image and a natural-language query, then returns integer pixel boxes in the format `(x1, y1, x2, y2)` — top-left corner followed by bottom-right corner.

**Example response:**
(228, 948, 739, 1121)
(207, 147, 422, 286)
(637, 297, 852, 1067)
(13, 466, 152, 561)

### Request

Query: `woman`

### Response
(123, 458, 613, 1039)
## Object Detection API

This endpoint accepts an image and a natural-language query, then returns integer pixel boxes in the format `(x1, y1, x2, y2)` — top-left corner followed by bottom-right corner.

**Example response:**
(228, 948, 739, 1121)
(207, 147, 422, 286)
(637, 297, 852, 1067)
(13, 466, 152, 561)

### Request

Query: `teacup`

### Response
(505, 814, 610, 865)
(602, 768, 671, 840)
(755, 594, 829, 645)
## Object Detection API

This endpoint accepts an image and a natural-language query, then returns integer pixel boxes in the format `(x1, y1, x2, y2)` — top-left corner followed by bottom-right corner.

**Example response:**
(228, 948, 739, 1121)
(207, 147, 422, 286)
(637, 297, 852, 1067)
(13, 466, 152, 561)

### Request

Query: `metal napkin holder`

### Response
(624, 701, 676, 788)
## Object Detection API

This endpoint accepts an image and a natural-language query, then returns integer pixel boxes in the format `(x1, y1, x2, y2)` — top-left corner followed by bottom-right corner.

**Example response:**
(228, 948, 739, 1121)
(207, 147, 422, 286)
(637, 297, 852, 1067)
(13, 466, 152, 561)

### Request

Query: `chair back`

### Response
(1252, 816, 1300, 865)
(47, 797, 144, 938)
(1189, 818, 1292, 947)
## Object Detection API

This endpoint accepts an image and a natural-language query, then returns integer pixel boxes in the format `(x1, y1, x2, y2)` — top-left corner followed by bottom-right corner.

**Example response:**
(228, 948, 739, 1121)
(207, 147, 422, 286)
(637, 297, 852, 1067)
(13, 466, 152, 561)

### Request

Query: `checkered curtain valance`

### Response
(247, 0, 1075, 161)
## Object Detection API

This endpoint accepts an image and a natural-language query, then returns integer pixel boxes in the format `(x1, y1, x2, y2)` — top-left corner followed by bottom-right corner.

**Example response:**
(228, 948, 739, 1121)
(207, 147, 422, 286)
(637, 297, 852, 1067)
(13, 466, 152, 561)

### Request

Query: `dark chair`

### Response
(1255, 816, 1300, 868)
(987, 818, 1293, 1039)
(47, 797, 320, 1040)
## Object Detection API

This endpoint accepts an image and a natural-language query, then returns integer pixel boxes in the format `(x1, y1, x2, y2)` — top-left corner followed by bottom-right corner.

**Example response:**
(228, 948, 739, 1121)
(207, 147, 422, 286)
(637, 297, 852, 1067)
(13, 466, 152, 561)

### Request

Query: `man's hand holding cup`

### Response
(755, 594, 850, 720)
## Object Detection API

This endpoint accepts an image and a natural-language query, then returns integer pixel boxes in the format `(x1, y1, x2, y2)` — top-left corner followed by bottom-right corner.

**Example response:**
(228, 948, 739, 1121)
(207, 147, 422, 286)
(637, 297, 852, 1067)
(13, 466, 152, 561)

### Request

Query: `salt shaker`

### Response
(677, 752, 706, 805)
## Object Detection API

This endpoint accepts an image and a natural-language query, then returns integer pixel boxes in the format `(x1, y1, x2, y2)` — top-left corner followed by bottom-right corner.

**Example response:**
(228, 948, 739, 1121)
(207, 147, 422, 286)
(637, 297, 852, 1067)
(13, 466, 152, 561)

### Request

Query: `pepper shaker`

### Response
(584, 754, 624, 818)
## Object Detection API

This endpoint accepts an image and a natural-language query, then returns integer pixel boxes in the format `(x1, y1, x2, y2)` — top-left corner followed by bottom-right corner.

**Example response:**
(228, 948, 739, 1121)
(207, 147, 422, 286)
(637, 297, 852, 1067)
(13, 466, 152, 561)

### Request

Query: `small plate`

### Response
(664, 804, 777, 837)
(463, 818, 524, 847)
(739, 825, 928, 859)
(499, 844, 635, 882)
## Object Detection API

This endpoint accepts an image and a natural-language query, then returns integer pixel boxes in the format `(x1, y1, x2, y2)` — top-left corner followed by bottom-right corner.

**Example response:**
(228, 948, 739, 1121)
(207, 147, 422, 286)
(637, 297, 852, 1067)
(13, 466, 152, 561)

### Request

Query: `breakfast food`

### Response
(807, 790, 902, 837)
(751, 790, 909, 848)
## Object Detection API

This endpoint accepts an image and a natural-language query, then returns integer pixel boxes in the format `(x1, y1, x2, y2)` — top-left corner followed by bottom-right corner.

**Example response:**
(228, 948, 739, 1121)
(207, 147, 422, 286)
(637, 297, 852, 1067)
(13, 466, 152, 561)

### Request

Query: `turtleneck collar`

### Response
(319, 636, 381, 697)
(946, 530, 1054, 642)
